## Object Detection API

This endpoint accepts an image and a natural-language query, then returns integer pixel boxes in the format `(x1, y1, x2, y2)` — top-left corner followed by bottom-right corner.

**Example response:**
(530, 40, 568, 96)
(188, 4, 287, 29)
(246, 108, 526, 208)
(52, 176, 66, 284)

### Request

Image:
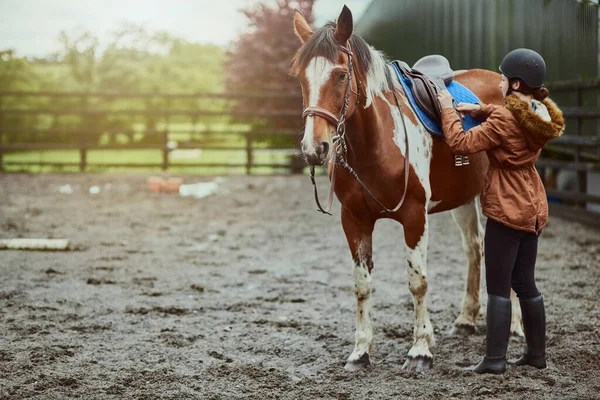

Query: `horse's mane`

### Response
(291, 22, 397, 107)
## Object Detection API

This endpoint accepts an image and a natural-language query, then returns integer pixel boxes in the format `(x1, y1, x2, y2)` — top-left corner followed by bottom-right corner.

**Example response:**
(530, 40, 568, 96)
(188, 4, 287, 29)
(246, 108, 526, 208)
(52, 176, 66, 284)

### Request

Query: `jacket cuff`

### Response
(473, 103, 493, 120)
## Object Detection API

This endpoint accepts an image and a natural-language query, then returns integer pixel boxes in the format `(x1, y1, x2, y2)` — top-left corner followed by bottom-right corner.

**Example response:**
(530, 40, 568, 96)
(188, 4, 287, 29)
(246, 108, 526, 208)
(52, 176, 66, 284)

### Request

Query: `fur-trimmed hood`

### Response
(505, 94, 565, 151)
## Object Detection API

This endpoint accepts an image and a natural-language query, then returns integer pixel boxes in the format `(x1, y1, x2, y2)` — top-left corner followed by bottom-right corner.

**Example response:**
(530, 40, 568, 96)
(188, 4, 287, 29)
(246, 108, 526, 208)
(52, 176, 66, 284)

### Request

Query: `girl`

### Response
(437, 48, 565, 374)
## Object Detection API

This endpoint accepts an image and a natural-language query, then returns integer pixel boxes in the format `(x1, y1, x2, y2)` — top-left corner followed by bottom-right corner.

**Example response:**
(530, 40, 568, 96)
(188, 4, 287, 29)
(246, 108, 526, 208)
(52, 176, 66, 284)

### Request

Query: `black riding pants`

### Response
(484, 218, 541, 300)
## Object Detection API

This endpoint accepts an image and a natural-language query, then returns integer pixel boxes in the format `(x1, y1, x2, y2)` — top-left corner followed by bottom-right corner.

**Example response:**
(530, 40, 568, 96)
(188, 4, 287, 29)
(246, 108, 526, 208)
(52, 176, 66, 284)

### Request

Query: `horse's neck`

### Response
(346, 90, 402, 160)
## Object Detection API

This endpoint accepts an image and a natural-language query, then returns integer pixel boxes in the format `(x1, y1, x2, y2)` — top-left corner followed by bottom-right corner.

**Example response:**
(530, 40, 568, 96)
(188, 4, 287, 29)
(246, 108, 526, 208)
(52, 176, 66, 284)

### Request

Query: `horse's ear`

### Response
(293, 10, 313, 43)
(334, 5, 353, 45)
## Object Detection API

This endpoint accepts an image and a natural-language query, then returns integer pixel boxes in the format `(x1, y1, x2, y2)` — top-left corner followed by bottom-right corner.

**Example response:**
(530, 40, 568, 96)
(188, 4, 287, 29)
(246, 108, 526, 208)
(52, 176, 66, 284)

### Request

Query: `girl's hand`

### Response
(437, 90, 454, 110)
(456, 102, 481, 116)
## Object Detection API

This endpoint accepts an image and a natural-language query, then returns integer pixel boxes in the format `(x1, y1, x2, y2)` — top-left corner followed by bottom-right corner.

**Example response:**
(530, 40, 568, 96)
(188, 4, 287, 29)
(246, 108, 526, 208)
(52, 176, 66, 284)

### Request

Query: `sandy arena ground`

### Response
(1, 173, 599, 399)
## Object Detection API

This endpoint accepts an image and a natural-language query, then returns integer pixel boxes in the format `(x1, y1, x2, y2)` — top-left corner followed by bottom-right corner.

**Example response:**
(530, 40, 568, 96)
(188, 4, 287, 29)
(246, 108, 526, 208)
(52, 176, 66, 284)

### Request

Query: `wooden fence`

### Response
(0, 91, 303, 174)
(538, 80, 600, 210)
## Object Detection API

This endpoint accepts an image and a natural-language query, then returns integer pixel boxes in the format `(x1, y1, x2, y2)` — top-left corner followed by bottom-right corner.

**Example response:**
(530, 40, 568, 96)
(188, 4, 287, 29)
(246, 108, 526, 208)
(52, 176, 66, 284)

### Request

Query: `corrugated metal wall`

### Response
(356, 0, 598, 82)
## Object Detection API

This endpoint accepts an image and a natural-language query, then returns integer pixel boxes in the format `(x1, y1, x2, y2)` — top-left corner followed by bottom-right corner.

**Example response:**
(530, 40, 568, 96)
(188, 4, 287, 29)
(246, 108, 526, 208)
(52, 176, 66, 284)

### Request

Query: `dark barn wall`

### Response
(356, 0, 599, 82)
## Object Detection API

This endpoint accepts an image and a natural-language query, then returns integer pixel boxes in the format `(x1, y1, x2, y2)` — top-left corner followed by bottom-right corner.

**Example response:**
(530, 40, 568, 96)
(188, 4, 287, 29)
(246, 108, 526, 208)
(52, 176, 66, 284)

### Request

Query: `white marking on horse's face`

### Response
(306, 57, 338, 107)
(301, 57, 339, 154)
(382, 68, 434, 201)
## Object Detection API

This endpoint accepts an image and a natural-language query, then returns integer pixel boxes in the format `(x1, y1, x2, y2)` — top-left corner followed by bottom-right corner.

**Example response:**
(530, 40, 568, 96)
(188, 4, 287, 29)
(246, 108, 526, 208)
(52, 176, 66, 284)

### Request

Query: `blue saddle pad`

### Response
(391, 61, 483, 136)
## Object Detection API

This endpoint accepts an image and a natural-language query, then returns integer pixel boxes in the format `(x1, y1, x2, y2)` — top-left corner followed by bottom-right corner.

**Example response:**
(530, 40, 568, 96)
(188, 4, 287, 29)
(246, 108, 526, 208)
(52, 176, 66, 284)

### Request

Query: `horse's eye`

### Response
(339, 72, 348, 83)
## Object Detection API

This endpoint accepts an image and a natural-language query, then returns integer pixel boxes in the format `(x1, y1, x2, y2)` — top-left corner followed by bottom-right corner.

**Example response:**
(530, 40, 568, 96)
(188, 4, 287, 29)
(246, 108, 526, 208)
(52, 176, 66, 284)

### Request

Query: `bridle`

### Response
(302, 43, 411, 216)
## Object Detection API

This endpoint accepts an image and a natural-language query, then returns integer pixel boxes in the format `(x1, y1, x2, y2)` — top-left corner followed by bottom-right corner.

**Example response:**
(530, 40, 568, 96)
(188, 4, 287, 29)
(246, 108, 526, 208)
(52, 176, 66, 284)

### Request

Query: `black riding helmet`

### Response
(499, 48, 546, 89)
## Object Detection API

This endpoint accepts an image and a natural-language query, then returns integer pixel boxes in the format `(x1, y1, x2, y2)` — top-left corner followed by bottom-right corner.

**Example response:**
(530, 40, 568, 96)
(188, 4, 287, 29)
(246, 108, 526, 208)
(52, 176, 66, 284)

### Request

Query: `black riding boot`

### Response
(512, 295, 547, 369)
(473, 295, 512, 374)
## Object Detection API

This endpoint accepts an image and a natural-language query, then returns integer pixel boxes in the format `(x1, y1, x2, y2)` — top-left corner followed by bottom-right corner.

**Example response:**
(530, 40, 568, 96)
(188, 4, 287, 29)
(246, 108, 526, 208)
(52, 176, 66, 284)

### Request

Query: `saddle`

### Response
(392, 55, 474, 166)
(396, 55, 454, 123)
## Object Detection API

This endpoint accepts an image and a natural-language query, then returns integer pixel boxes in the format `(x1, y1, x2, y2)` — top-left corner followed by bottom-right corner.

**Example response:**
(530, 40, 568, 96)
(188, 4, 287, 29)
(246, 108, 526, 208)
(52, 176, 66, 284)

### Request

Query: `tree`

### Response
(0, 50, 37, 90)
(224, 0, 316, 133)
(2, 24, 227, 147)
(59, 29, 100, 90)
(50, 25, 226, 145)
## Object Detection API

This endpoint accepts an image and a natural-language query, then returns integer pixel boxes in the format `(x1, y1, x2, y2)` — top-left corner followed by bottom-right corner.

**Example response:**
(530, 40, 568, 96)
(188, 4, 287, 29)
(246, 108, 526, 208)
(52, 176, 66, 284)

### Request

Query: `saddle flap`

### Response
(410, 75, 442, 121)
(397, 62, 443, 122)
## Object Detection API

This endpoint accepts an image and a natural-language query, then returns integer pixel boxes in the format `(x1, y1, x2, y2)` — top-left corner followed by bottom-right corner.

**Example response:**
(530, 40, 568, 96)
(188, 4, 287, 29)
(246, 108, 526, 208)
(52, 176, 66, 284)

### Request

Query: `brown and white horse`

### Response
(291, 6, 523, 372)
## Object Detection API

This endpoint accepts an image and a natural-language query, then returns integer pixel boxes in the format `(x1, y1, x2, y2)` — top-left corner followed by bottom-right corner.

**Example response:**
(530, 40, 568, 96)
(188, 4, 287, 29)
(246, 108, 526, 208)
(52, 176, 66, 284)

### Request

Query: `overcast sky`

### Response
(0, 0, 371, 57)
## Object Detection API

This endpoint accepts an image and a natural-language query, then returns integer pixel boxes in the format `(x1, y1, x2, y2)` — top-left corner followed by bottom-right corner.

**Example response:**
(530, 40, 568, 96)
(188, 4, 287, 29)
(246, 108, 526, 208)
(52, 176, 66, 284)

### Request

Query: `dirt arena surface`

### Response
(1, 173, 599, 399)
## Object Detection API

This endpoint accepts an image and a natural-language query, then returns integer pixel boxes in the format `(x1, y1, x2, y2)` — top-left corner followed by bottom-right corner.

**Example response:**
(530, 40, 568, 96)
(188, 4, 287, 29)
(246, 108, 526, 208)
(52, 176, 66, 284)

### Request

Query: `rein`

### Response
(303, 44, 411, 216)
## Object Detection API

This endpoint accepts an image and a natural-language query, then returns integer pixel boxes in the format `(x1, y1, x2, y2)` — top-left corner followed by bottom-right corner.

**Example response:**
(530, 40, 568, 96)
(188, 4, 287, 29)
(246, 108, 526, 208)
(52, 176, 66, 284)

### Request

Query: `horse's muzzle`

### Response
(303, 142, 329, 166)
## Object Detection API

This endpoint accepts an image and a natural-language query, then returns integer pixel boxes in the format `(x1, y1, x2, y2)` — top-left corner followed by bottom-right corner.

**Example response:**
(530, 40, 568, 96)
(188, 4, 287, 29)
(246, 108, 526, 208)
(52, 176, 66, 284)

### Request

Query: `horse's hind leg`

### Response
(510, 290, 524, 337)
(341, 208, 376, 372)
(449, 199, 483, 335)
(450, 198, 524, 337)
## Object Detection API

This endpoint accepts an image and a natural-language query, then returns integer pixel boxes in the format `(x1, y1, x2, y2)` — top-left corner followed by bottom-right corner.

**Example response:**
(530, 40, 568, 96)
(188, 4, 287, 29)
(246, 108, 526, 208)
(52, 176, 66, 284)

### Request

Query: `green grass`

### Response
(2, 148, 298, 175)
(2, 121, 303, 174)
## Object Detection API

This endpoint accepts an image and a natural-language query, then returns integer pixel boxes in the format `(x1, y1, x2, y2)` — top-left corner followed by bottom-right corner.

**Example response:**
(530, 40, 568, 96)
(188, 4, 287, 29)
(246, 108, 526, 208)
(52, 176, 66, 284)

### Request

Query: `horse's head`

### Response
(291, 6, 361, 166)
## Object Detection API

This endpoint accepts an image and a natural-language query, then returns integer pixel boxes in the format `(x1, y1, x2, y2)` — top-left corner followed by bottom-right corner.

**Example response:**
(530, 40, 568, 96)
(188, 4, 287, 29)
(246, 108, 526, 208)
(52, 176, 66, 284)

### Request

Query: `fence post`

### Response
(574, 87, 587, 208)
(163, 97, 170, 171)
(79, 94, 88, 172)
(162, 129, 169, 171)
(0, 131, 3, 172)
(246, 131, 253, 175)
(0, 94, 3, 172)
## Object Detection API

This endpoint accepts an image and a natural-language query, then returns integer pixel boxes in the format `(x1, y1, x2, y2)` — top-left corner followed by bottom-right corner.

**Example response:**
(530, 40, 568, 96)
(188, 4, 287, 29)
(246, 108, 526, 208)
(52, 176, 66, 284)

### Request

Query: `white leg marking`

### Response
(510, 290, 524, 337)
(406, 218, 435, 361)
(348, 243, 374, 363)
(450, 199, 483, 332)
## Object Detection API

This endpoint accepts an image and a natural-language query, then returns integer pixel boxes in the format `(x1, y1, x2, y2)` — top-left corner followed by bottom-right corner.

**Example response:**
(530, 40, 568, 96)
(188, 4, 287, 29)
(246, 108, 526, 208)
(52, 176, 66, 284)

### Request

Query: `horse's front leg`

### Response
(402, 203, 435, 372)
(341, 207, 376, 372)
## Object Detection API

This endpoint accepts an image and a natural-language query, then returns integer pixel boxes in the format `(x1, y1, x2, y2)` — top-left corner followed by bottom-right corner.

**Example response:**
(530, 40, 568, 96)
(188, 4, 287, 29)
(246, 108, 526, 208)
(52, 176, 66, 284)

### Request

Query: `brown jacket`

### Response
(441, 95, 565, 234)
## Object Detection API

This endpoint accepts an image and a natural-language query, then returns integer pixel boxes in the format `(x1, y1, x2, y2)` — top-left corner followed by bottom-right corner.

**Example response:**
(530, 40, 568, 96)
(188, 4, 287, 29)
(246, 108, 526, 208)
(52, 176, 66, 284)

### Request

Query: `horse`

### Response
(291, 6, 523, 372)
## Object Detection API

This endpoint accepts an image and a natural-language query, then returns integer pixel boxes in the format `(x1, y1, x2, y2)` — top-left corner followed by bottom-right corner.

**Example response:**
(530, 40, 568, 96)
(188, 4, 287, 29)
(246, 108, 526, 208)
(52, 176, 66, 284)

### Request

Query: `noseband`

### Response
(302, 44, 411, 216)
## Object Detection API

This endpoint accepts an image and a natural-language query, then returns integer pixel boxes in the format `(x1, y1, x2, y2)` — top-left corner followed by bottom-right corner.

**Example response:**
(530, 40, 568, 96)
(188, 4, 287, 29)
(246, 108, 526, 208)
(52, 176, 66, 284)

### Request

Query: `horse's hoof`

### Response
(344, 353, 371, 372)
(510, 330, 525, 339)
(402, 355, 433, 373)
(510, 325, 525, 338)
(450, 324, 477, 336)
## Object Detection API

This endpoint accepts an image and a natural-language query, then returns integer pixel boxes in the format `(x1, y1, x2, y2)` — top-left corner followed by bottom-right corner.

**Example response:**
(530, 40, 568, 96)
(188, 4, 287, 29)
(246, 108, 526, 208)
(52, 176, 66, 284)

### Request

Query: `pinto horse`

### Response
(291, 6, 523, 372)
